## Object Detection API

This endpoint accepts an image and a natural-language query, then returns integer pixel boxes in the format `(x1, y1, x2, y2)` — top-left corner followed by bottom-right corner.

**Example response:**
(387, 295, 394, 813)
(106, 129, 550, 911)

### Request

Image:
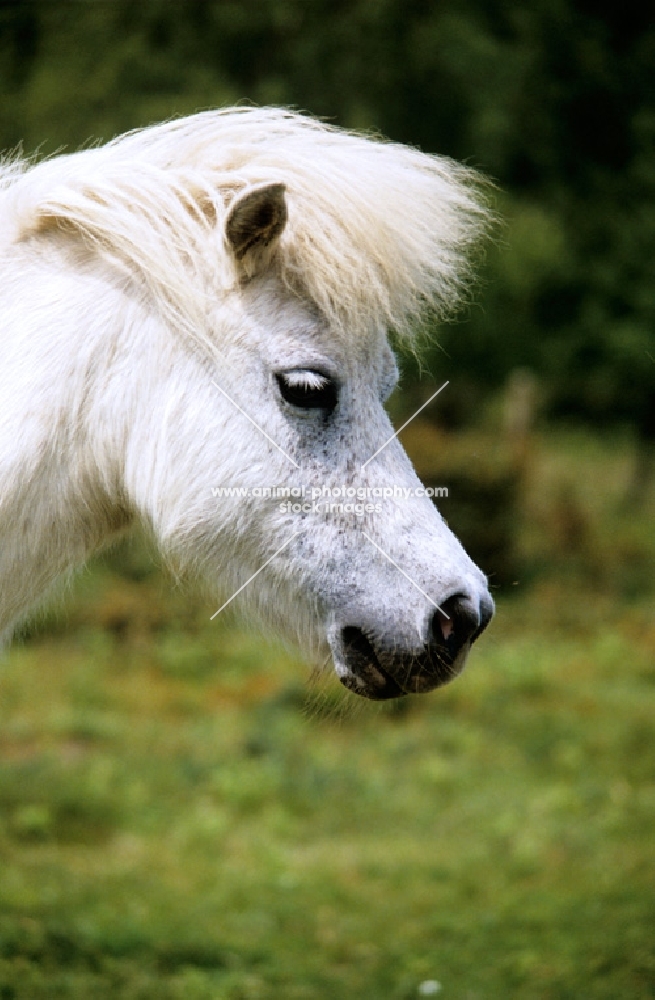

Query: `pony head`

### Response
(1, 108, 494, 698)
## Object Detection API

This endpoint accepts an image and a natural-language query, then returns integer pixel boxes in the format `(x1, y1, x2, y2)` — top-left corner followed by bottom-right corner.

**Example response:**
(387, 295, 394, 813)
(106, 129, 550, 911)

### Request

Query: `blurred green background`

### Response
(0, 2, 653, 998)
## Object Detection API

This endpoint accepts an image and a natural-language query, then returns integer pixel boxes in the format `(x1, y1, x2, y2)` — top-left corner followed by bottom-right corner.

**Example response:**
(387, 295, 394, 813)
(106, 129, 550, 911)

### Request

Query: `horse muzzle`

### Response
(331, 592, 494, 700)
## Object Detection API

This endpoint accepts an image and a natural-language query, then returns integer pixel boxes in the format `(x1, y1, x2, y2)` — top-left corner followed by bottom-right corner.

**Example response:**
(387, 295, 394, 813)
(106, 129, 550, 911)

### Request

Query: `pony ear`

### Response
(225, 183, 287, 263)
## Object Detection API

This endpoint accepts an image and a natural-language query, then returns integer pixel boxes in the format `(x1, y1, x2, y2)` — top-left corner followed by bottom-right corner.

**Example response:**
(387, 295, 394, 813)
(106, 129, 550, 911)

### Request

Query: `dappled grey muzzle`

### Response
(336, 593, 494, 700)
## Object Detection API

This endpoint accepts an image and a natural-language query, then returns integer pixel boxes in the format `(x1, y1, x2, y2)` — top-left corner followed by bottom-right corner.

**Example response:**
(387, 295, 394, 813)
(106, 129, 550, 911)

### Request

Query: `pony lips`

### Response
(0, 107, 493, 697)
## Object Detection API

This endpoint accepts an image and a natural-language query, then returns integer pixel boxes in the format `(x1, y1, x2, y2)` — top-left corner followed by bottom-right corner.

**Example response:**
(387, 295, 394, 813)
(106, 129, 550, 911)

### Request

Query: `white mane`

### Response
(0, 106, 490, 350)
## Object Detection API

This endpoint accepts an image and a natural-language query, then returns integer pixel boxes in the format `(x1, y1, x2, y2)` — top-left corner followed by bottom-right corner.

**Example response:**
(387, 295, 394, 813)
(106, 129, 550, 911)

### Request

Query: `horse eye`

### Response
(275, 370, 338, 412)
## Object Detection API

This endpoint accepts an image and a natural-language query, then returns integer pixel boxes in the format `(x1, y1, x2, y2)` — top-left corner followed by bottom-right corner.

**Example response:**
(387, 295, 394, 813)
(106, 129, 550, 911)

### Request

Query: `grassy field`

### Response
(1, 431, 654, 999)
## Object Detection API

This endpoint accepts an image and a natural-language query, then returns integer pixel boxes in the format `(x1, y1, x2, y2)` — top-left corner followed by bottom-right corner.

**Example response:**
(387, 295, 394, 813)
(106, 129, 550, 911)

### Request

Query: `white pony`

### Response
(0, 107, 494, 699)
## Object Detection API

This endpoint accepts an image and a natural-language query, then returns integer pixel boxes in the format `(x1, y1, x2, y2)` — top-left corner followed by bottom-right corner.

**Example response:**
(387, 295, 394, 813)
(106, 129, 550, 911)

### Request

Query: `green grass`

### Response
(1, 430, 654, 998)
(1, 589, 654, 999)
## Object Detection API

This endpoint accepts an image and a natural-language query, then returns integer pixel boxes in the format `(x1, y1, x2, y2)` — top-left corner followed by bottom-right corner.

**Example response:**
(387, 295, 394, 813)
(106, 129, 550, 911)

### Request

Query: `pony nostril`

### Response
(432, 594, 481, 653)
(474, 595, 495, 641)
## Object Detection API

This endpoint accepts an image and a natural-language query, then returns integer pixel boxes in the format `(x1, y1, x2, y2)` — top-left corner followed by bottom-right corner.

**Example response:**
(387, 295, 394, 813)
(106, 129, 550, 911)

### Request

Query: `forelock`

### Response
(1, 107, 493, 356)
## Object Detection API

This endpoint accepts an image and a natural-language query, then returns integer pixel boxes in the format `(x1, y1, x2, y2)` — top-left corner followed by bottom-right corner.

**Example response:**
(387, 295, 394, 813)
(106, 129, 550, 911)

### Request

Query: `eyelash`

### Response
(275, 370, 338, 412)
